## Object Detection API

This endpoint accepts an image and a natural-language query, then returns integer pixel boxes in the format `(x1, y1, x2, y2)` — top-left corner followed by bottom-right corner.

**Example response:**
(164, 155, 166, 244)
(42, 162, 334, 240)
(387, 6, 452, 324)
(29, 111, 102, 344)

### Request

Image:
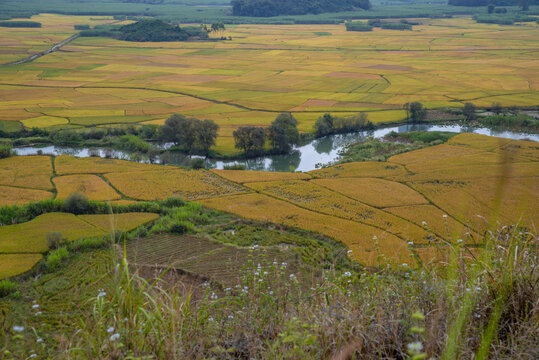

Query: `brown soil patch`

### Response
(303, 99, 338, 107)
(336, 102, 401, 109)
(425, 109, 461, 121)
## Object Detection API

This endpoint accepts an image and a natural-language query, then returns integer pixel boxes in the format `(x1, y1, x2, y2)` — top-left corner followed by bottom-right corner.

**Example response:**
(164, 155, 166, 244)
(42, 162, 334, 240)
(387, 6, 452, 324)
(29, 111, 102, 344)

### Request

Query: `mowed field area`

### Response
(1, 133, 537, 269)
(0, 15, 538, 152)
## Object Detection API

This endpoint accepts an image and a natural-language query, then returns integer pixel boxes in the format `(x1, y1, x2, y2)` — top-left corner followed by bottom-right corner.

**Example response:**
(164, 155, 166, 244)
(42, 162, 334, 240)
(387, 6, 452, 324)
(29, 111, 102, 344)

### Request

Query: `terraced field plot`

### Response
(0, 211, 158, 279)
(0, 16, 537, 153)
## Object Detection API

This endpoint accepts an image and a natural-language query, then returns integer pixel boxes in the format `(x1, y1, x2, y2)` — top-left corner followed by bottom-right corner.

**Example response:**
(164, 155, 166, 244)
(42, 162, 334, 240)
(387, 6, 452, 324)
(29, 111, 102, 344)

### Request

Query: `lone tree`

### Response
(314, 113, 334, 137)
(160, 114, 218, 154)
(462, 102, 477, 121)
(195, 119, 219, 155)
(409, 101, 427, 122)
(268, 113, 299, 153)
(233, 126, 266, 154)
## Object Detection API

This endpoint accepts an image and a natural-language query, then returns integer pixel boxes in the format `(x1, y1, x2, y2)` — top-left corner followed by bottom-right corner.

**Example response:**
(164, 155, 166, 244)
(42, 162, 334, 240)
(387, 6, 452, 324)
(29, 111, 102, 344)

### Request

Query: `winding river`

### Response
(14, 124, 538, 172)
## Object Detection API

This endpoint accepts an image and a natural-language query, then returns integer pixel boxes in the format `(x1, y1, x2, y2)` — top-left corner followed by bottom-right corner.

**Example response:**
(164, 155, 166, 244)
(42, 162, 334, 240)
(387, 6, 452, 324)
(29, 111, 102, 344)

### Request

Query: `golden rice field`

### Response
(78, 213, 159, 232)
(53, 174, 121, 201)
(0, 185, 52, 206)
(104, 169, 247, 201)
(0, 155, 52, 190)
(0, 254, 43, 280)
(0, 212, 107, 254)
(0, 15, 538, 153)
(0, 211, 159, 280)
(0, 133, 537, 268)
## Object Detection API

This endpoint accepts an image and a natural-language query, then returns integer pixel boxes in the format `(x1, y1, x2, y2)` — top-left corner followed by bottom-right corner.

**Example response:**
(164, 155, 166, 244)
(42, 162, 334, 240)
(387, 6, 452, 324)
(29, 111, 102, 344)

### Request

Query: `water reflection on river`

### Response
(14, 124, 538, 172)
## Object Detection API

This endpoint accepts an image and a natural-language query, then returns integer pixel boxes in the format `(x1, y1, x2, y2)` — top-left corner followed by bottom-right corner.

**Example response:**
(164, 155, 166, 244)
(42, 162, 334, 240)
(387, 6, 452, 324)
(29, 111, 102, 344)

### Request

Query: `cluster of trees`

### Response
(80, 19, 209, 42)
(346, 19, 415, 32)
(160, 114, 219, 155)
(0, 21, 41, 28)
(233, 113, 299, 155)
(448, 0, 535, 7)
(231, 0, 370, 17)
(403, 102, 428, 122)
(314, 113, 373, 137)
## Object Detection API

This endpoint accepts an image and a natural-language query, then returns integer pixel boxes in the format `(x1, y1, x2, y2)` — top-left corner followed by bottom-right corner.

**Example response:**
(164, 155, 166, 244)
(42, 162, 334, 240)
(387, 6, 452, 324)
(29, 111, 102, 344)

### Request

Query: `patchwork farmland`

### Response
(0, 15, 537, 153)
(1, 133, 536, 270)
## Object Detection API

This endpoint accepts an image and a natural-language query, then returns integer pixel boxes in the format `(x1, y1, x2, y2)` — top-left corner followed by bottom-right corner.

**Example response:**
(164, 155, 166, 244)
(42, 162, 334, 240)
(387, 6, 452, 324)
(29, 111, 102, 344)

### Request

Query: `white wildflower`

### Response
(36, 338, 43, 343)
(12, 326, 24, 333)
(344, 271, 352, 277)
(32, 304, 39, 309)
(110, 333, 120, 341)
(107, 326, 115, 334)
(407, 341, 423, 352)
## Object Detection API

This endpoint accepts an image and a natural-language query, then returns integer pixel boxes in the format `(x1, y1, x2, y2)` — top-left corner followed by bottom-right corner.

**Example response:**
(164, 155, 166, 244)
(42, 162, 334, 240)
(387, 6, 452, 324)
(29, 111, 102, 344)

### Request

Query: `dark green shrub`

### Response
(45, 247, 69, 271)
(223, 164, 247, 170)
(0, 279, 18, 297)
(74, 24, 90, 30)
(47, 232, 66, 249)
(345, 21, 373, 31)
(170, 222, 189, 234)
(63, 193, 90, 215)
(380, 22, 412, 30)
(190, 158, 206, 169)
(0, 143, 15, 159)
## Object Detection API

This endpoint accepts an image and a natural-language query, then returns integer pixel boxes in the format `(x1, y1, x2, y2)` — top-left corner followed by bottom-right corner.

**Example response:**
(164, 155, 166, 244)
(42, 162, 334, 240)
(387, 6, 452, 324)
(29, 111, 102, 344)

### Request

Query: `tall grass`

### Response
(60, 224, 537, 359)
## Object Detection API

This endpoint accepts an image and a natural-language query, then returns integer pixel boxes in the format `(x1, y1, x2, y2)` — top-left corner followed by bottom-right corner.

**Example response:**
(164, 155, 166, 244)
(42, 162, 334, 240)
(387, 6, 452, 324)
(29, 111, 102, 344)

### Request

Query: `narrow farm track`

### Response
(0, 33, 81, 67)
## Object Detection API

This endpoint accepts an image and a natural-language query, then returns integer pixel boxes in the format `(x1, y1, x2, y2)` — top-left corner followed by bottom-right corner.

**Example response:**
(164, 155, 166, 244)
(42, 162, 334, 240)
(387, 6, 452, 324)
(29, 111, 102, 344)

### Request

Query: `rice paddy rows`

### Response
(104, 169, 247, 201)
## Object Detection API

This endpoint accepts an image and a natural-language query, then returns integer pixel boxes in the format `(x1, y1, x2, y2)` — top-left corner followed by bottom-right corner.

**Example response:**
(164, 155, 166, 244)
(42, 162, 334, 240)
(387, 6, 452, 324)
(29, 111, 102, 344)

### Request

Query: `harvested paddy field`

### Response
(0, 133, 537, 269)
(0, 15, 538, 153)
(125, 233, 304, 286)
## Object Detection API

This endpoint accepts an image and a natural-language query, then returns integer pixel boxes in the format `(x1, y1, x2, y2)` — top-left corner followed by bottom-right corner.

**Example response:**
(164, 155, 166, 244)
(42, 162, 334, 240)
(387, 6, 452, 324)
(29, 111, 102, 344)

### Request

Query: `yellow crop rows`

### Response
(0, 213, 107, 254)
(0, 254, 43, 280)
(0, 185, 52, 206)
(105, 169, 247, 201)
(53, 174, 121, 201)
(201, 193, 412, 266)
(79, 213, 159, 232)
(0, 155, 53, 190)
(212, 169, 311, 184)
(312, 177, 428, 208)
(246, 180, 431, 243)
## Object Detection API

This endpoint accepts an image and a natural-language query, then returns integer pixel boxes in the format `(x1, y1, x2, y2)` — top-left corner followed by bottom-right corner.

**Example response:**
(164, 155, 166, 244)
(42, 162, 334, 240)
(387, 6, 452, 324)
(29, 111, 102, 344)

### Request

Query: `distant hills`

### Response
(231, 0, 371, 17)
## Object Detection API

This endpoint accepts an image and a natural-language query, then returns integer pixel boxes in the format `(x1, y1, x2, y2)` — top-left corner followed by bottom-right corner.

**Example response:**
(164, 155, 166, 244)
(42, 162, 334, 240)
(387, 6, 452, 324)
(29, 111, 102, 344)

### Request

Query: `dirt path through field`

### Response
(0, 33, 81, 67)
